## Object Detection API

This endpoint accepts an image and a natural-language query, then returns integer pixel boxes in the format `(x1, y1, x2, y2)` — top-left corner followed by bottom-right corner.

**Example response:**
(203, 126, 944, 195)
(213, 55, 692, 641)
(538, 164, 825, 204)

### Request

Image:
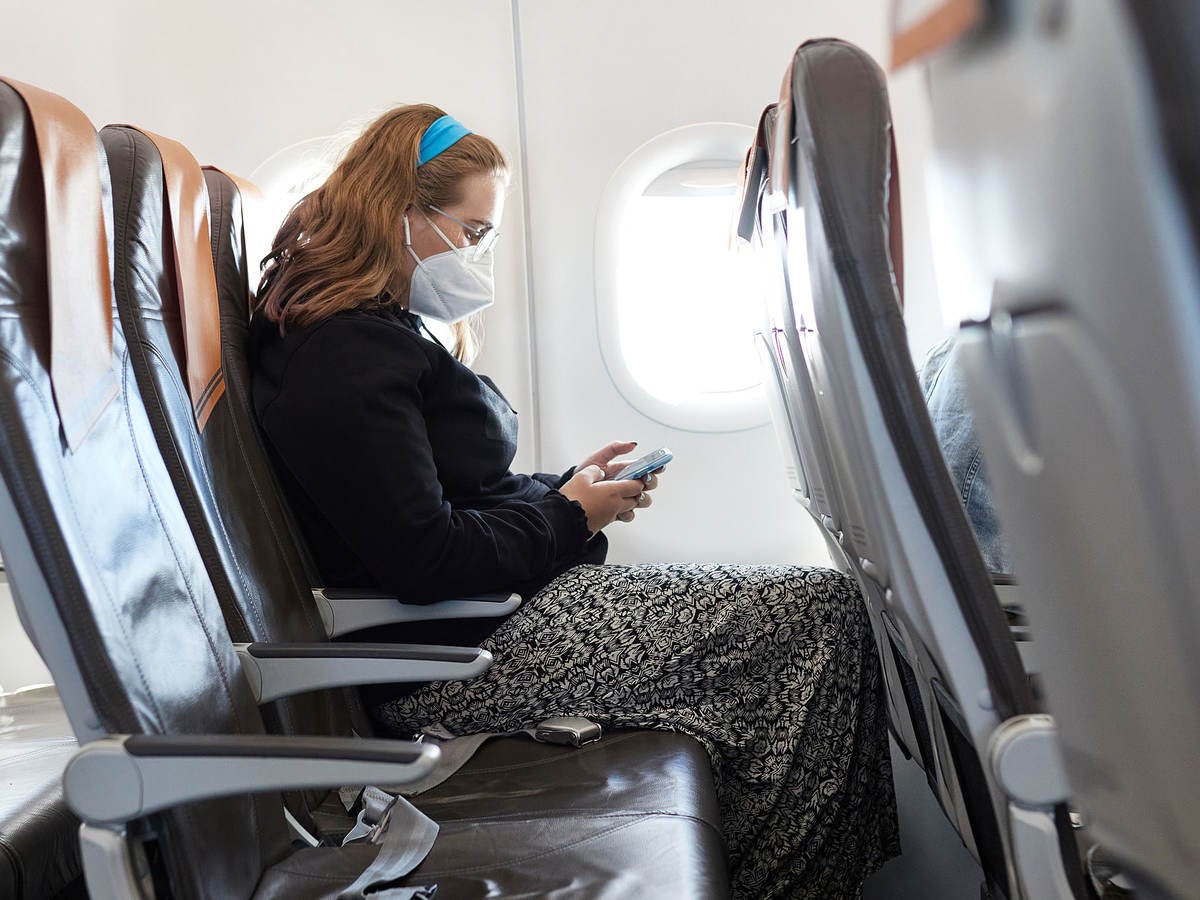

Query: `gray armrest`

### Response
(313, 589, 522, 638)
(234, 642, 493, 703)
(988, 715, 1077, 899)
(64, 733, 439, 825)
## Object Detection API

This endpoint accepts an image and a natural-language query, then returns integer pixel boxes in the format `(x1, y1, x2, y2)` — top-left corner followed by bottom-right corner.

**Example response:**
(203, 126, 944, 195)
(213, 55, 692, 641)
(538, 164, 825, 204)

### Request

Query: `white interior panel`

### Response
(0, 0, 536, 470)
(516, 0, 895, 564)
(0, 0, 946, 565)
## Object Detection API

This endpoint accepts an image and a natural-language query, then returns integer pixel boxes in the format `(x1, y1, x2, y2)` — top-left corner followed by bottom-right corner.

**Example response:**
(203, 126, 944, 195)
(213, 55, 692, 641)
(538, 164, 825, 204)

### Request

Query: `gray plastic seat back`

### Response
(764, 175, 848, 530)
(742, 105, 844, 531)
(928, 2, 1200, 896)
(782, 38, 1058, 897)
(741, 101, 927, 781)
(0, 80, 289, 900)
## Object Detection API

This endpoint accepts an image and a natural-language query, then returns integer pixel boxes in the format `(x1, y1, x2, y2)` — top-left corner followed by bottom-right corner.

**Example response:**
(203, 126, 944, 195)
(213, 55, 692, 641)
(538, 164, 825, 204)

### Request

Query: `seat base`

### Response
(0, 687, 82, 899)
(282, 730, 729, 899)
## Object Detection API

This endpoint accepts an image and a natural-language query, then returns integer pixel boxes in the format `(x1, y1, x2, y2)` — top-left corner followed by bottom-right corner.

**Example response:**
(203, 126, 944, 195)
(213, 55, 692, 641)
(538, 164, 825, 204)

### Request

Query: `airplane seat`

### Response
(0, 686, 81, 899)
(778, 37, 1085, 898)
(922, 1, 1200, 897)
(99, 125, 358, 838)
(0, 75, 310, 900)
(0, 79, 91, 900)
(198, 163, 729, 857)
(102, 126, 729, 864)
(739, 103, 928, 774)
(742, 104, 848, 538)
(199, 166, 325, 586)
(0, 79, 729, 899)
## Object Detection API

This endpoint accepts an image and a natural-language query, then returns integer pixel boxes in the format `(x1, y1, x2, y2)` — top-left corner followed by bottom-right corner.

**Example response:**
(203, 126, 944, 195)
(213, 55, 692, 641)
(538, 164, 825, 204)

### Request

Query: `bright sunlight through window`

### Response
(596, 124, 767, 432)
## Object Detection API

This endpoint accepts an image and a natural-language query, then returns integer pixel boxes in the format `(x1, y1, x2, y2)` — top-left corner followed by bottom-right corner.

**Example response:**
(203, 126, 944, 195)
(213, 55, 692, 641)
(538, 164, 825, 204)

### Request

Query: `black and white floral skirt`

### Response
(375, 563, 900, 899)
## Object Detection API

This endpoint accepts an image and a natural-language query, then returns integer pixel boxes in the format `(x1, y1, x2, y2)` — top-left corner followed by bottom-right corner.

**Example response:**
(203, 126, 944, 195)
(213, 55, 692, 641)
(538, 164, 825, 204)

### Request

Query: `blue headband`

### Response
(418, 115, 471, 166)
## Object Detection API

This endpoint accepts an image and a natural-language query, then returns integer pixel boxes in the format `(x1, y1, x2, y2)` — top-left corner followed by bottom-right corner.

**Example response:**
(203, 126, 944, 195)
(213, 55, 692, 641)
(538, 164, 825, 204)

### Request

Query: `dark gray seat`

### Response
(925, 2, 1200, 896)
(740, 100, 926, 778)
(0, 687, 80, 899)
(755, 38, 1084, 899)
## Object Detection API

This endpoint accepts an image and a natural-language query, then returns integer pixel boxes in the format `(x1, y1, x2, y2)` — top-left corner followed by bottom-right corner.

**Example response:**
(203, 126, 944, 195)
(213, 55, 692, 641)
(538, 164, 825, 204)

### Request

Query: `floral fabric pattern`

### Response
(377, 563, 900, 899)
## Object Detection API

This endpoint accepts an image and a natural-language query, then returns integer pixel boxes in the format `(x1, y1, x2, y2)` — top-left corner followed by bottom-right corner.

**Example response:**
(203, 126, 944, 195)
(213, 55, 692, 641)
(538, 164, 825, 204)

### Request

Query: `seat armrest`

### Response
(63, 734, 439, 825)
(233, 642, 493, 703)
(313, 589, 522, 638)
(989, 715, 1077, 900)
(989, 714, 1069, 807)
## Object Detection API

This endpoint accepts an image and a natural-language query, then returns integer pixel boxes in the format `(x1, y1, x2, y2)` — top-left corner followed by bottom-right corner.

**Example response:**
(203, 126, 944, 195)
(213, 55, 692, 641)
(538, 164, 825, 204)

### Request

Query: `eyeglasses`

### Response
(428, 205, 499, 260)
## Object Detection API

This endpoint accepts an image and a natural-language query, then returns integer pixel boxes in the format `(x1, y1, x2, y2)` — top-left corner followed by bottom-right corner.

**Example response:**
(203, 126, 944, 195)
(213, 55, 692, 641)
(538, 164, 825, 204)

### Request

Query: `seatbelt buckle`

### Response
(534, 716, 602, 747)
(342, 785, 399, 846)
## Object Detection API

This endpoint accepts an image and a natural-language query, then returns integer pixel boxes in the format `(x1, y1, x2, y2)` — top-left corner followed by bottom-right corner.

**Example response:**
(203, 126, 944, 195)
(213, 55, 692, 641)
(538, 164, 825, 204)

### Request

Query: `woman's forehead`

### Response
(454, 172, 505, 222)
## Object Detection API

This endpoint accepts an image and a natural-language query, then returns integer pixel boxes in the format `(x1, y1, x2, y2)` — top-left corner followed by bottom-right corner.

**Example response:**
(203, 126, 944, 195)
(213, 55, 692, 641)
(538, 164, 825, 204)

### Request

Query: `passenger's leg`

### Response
(376, 563, 900, 899)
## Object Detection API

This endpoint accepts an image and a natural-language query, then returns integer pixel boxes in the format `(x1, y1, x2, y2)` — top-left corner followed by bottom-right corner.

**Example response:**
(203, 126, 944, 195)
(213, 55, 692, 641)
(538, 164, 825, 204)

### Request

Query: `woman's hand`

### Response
(559, 465, 653, 535)
(576, 440, 639, 479)
(614, 468, 663, 522)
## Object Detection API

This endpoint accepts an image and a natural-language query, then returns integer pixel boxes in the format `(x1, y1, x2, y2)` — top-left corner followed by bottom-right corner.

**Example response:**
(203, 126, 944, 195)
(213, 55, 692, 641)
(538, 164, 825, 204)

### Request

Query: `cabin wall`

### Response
(1, 0, 949, 570)
(516, 0, 947, 565)
(0, 0, 537, 473)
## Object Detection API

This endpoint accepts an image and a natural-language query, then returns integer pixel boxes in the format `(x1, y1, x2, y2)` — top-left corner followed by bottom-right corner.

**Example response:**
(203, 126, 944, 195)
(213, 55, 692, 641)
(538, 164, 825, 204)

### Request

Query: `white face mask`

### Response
(403, 213, 495, 324)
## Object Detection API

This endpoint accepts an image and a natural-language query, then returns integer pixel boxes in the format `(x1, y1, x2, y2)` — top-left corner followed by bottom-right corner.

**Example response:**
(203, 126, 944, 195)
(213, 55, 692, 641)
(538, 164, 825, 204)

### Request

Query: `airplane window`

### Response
(596, 123, 768, 432)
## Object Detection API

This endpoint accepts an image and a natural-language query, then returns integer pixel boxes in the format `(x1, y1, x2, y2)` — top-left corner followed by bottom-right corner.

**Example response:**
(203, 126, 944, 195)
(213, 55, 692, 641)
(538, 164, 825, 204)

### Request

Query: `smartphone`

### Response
(609, 447, 673, 482)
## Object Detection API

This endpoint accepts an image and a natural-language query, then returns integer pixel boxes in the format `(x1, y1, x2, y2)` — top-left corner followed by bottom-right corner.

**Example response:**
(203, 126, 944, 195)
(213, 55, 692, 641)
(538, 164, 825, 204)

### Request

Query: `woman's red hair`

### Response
(256, 104, 507, 360)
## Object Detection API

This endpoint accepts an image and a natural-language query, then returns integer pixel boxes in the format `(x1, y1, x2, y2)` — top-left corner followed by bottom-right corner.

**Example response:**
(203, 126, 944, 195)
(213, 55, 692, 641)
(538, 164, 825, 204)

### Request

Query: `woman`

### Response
(249, 104, 899, 898)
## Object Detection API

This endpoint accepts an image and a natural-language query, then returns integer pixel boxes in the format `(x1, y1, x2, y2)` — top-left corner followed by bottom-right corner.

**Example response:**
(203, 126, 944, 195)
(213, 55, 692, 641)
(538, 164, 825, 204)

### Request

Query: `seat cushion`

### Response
(259, 811, 727, 900)
(0, 687, 81, 898)
(413, 730, 722, 831)
(285, 730, 728, 899)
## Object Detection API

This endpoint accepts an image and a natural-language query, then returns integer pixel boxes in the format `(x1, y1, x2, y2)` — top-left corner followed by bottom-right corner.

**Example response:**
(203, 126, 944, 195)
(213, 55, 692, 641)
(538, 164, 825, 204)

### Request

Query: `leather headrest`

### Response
(202, 167, 264, 316)
(123, 128, 225, 430)
(0, 77, 117, 451)
(787, 39, 904, 313)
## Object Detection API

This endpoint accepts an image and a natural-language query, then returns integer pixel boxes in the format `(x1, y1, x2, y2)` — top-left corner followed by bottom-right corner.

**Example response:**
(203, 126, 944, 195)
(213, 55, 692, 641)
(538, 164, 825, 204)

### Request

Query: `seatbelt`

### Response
(334, 717, 601, 894)
(336, 788, 439, 899)
(395, 716, 603, 797)
(342, 784, 409, 845)
(337, 716, 604, 814)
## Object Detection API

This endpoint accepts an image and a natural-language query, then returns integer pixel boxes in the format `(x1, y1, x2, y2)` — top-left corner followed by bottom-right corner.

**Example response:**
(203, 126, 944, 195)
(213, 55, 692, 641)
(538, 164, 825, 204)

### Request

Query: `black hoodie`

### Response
(249, 305, 606, 611)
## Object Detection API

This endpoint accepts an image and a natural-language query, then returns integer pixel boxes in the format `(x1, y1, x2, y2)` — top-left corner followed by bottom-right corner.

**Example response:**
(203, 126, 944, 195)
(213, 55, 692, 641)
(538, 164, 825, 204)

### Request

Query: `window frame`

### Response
(594, 122, 768, 433)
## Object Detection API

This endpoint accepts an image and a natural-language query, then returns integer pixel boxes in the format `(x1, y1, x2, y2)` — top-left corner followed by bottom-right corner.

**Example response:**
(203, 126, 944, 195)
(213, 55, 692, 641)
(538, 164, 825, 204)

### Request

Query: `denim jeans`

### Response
(917, 336, 1012, 575)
